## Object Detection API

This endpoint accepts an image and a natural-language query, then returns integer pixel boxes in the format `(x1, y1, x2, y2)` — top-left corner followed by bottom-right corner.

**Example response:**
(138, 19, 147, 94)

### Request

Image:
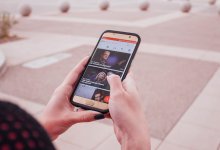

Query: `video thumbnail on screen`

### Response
(91, 49, 130, 71)
(91, 89, 109, 103)
(74, 84, 110, 103)
(81, 66, 122, 90)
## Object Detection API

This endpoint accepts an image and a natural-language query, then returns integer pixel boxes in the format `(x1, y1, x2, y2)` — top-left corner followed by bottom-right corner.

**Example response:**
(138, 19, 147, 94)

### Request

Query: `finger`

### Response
(62, 56, 89, 86)
(107, 74, 124, 94)
(53, 84, 73, 98)
(73, 107, 85, 112)
(70, 111, 104, 123)
(122, 72, 138, 93)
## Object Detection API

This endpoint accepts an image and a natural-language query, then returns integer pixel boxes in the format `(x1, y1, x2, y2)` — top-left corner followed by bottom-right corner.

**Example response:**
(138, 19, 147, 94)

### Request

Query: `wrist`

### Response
(120, 119, 150, 150)
(38, 115, 59, 141)
(121, 131, 150, 150)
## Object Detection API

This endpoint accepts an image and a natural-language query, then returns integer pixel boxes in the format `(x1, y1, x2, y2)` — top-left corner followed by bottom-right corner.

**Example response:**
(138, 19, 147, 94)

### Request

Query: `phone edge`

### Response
(70, 30, 141, 114)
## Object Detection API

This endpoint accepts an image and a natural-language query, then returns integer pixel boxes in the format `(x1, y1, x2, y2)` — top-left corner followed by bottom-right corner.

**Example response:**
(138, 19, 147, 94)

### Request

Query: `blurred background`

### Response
(0, 0, 220, 149)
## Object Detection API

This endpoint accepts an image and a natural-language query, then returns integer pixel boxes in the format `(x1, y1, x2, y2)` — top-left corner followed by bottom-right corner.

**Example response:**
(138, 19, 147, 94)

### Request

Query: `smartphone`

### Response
(70, 30, 141, 113)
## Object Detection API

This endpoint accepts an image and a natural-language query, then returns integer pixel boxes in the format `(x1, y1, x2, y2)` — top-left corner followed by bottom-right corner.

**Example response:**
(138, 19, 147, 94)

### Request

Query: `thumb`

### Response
(107, 74, 124, 94)
(70, 111, 104, 123)
(122, 73, 138, 93)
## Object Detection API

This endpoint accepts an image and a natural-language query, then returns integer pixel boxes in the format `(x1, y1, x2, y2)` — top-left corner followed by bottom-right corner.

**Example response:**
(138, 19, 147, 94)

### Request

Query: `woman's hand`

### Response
(107, 73, 151, 150)
(39, 57, 104, 140)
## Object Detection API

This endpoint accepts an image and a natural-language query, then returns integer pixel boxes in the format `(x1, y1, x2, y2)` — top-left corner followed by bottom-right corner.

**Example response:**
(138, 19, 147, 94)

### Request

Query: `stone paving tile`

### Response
(13, 10, 183, 38)
(163, 122, 220, 150)
(54, 139, 86, 150)
(132, 52, 218, 139)
(181, 106, 220, 132)
(94, 134, 120, 150)
(24, 11, 188, 29)
(59, 122, 113, 150)
(141, 43, 220, 64)
(200, 4, 219, 15)
(179, 68, 220, 132)
(200, 52, 220, 64)
(157, 141, 190, 150)
(141, 14, 220, 52)
(14, 19, 133, 39)
(191, 93, 220, 112)
(94, 135, 161, 150)
(190, 69, 220, 112)
(160, 65, 220, 150)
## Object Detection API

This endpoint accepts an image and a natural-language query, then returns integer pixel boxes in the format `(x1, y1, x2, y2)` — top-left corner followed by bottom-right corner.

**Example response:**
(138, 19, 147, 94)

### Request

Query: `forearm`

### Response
(38, 114, 59, 141)
(121, 133, 151, 150)
(120, 121, 151, 150)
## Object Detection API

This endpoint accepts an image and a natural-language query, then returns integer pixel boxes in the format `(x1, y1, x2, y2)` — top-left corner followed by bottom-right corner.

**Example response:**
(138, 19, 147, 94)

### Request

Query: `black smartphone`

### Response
(70, 30, 141, 113)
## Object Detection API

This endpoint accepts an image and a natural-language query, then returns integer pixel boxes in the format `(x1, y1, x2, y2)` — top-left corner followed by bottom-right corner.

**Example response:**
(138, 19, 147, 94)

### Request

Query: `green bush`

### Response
(0, 12, 17, 39)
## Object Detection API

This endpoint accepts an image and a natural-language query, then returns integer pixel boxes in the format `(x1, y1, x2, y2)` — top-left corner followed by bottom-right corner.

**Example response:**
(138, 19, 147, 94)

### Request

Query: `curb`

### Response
(0, 51, 7, 76)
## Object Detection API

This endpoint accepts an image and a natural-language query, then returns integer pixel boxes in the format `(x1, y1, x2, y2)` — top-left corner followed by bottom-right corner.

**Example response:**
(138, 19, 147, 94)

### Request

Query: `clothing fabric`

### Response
(0, 101, 56, 150)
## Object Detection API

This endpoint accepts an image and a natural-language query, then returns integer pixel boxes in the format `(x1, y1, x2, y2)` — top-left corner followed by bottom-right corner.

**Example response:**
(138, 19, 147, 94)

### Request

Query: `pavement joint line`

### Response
(157, 67, 220, 150)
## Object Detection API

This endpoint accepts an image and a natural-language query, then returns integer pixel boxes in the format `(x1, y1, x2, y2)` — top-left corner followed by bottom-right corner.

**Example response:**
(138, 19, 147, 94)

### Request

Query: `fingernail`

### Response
(94, 114, 105, 120)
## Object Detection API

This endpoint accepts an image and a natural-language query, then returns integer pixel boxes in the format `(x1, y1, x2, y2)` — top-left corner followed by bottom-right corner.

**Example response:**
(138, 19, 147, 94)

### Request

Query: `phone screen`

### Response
(71, 32, 139, 111)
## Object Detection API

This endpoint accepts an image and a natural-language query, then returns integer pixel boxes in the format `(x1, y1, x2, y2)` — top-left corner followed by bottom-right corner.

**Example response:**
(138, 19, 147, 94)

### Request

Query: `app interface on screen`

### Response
(74, 35, 137, 104)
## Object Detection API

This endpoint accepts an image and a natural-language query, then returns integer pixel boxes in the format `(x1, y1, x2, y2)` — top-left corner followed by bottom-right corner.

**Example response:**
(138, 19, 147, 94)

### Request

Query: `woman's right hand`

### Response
(107, 73, 150, 150)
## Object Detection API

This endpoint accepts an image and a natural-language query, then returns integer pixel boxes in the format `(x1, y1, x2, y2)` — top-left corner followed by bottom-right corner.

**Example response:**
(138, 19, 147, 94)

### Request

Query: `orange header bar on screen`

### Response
(102, 37, 137, 44)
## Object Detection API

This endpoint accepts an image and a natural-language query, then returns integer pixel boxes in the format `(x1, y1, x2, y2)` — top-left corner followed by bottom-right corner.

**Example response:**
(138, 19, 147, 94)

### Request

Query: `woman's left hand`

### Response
(39, 56, 104, 140)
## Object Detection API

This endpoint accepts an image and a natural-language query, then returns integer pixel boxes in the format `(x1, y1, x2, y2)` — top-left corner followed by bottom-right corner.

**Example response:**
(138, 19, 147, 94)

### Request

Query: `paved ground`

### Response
(0, 0, 220, 150)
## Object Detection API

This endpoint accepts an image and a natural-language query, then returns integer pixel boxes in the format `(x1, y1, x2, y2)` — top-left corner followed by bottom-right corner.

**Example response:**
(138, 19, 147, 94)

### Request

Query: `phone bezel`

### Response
(70, 30, 141, 113)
